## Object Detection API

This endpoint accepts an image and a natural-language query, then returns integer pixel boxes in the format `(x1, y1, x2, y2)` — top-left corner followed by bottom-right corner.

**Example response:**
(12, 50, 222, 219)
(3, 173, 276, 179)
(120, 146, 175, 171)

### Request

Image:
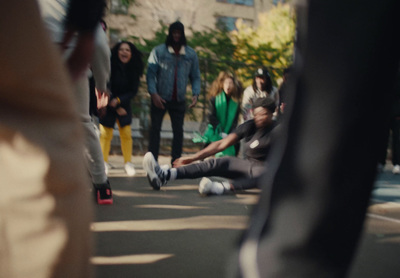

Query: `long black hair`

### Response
(111, 41, 144, 77)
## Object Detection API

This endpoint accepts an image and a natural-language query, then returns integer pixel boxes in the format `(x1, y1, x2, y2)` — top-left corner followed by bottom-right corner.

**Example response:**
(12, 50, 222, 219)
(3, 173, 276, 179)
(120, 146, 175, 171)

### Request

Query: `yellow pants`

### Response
(100, 121, 132, 163)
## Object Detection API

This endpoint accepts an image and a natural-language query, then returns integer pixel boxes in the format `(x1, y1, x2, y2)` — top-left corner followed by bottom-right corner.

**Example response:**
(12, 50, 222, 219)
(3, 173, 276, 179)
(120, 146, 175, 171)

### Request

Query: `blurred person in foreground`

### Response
(0, 0, 105, 277)
(232, 0, 400, 277)
(39, 0, 112, 205)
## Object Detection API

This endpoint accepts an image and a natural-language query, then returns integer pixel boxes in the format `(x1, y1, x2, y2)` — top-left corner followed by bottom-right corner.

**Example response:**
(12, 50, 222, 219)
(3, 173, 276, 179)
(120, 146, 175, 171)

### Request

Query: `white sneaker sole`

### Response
(143, 152, 161, 190)
(199, 177, 213, 195)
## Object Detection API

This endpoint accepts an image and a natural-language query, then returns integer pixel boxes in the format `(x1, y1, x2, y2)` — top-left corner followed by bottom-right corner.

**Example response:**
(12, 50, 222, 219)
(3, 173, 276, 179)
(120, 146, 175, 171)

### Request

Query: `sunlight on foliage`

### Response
(128, 4, 296, 121)
(232, 3, 296, 86)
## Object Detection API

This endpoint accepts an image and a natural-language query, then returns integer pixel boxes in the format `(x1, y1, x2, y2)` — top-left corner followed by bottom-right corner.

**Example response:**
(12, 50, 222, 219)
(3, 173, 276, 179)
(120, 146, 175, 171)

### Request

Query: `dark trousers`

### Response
(176, 157, 265, 190)
(235, 1, 400, 277)
(379, 117, 400, 166)
(148, 100, 186, 163)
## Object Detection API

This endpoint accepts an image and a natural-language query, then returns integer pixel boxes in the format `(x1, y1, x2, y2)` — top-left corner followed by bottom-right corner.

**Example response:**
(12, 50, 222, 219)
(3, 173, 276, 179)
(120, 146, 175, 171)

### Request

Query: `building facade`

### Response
(105, 0, 281, 45)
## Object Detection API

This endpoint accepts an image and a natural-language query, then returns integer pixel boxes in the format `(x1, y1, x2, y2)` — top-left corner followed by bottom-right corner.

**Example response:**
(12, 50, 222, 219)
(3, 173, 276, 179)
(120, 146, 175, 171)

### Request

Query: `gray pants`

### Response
(75, 77, 108, 185)
(176, 157, 265, 190)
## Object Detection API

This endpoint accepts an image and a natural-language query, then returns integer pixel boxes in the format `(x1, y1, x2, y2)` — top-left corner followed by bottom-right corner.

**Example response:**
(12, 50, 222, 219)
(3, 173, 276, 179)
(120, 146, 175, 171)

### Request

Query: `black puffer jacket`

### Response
(100, 42, 143, 127)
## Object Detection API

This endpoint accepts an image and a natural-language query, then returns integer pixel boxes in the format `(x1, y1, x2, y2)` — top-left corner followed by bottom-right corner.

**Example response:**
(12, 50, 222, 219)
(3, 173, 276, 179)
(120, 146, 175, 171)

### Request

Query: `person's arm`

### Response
(241, 87, 253, 121)
(188, 51, 201, 108)
(146, 47, 166, 109)
(61, 0, 107, 80)
(90, 24, 110, 93)
(208, 97, 219, 129)
(173, 133, 239, 167)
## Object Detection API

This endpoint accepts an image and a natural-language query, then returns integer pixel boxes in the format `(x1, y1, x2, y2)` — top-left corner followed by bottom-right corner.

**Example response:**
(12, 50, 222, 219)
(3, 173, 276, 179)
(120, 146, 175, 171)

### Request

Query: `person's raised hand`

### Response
(95, 88, 109, 109)
(116, 107, 127, 116)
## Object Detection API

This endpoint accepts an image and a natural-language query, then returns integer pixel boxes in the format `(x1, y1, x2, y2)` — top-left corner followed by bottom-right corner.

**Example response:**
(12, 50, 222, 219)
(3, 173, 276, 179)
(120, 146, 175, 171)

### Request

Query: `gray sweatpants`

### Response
(176, 157, 266, 190)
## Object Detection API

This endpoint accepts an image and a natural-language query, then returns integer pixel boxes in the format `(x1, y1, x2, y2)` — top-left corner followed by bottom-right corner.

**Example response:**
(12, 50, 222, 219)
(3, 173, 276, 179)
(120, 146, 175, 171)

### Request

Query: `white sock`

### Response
(168, 168, 177, 181)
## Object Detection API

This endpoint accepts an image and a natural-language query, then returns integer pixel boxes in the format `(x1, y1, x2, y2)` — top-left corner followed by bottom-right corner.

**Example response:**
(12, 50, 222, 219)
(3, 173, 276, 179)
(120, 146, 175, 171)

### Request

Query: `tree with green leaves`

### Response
(128, 3, 295, 122)
(233, 3, 296, 87)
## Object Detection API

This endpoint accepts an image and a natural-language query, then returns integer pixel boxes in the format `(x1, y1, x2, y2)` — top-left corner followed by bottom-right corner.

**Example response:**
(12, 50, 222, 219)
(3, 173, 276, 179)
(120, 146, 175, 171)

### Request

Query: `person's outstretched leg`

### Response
(143, 152, 169, 190)
(143, 152, 260, 192)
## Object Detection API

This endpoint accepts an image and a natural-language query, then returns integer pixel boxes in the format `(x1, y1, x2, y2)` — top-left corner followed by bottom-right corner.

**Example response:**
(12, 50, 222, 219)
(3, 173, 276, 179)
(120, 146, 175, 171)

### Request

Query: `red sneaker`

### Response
(94, 181, 113, 205)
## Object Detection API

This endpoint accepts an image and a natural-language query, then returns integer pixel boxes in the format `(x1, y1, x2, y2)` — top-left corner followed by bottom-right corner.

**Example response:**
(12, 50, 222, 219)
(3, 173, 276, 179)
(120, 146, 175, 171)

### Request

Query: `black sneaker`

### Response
(93, 180, 113, 205)
(143, 152, 167, 190)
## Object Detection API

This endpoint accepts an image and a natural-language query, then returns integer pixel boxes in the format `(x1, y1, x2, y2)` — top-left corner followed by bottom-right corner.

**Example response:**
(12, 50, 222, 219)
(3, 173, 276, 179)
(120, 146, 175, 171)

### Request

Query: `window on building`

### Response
(216, 0, 254, 7)
(273, 0, 285, 5)
(110, 0, 128, 14)
(216, 16, 237, 31)
(216, 16, 253, 31)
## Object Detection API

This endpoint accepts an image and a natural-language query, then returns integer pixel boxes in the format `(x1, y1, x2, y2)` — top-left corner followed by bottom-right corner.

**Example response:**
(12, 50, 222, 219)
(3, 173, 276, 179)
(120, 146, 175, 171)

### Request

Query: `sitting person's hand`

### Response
(116, 107, 127, 116)
(173, 156, 195, 168)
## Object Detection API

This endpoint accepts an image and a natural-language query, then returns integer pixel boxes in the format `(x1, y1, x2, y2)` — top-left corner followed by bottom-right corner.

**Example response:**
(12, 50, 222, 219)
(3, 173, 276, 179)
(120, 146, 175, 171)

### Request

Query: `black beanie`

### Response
(165, 21, 187, 46)
(169, 21, 185, 33)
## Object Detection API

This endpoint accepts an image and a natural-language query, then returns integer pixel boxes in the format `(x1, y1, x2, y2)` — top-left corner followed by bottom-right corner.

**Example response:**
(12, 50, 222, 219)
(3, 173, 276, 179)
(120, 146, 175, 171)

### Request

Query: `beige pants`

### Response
(0, 2, 92, 278)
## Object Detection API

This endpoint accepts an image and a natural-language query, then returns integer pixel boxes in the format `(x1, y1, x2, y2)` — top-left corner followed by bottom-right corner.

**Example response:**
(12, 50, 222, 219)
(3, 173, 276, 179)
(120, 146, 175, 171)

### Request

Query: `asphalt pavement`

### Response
(91, 155, 400, 278)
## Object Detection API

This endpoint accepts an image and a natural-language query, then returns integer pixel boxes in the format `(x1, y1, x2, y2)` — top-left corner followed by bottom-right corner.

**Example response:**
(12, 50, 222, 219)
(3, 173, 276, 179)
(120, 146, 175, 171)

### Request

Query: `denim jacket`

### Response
(146, 44, 201, 102)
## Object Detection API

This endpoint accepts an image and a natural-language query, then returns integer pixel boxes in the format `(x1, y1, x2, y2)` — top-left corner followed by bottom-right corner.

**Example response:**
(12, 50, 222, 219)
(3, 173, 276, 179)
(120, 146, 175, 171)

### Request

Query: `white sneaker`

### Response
(198, 178, 227, 195)
(393, 164, 400, 174)
(199, 177, 214, 195)
(124, 162, 136, 176)
(142, 152, 167, 190)
(160, 164, 171, 171)
(105, 162, 111, 175)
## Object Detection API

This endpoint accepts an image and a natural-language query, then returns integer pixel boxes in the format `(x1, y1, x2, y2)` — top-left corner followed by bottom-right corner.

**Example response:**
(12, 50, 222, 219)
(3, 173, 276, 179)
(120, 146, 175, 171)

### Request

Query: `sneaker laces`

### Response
(154, 164, 167, 184)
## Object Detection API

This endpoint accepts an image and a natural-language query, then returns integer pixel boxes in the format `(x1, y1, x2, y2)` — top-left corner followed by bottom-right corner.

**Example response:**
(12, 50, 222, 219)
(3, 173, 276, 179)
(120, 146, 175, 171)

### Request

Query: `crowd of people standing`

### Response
(84, 19, 291, 198)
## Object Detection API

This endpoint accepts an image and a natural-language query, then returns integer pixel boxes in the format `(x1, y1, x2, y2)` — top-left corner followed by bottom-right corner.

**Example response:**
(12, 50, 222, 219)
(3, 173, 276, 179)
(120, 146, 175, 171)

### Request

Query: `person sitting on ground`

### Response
(143, 97, 278, 195)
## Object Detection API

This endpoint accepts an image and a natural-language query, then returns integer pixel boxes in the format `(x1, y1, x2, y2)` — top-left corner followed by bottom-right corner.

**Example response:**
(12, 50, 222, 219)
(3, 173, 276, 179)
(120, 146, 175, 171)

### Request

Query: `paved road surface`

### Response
(92, 156, 400, 278)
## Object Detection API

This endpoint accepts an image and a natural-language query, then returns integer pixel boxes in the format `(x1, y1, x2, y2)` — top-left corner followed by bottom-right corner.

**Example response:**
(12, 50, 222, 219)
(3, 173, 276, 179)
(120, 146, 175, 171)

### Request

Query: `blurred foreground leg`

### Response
(0, 1, 92, 277)
(237, 0, 400, 277)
